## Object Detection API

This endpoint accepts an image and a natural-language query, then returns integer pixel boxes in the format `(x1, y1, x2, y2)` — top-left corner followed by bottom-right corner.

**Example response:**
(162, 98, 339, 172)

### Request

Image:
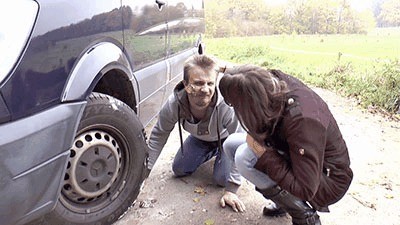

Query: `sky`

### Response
(349, 0, 373, 12)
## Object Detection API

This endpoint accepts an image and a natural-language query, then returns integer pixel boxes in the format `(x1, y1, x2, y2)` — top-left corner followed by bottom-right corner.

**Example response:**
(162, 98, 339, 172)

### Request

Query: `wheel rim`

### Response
(61, 129, 123, 212)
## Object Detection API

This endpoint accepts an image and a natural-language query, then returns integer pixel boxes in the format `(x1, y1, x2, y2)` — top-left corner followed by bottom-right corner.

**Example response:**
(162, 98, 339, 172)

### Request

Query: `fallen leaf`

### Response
(385, 194, 394, 199)
(194, 186, 207, 196)
(204, 218, 215, 225)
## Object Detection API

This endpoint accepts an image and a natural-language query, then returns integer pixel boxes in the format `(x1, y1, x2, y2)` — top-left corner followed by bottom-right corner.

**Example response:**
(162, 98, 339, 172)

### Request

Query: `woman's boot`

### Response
(263, 201, 287, 217)
(256, 186, 321, 225)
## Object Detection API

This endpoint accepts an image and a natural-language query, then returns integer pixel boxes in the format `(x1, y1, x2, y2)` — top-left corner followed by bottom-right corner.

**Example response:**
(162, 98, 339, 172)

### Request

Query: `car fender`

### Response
(61, 42, 138, 103)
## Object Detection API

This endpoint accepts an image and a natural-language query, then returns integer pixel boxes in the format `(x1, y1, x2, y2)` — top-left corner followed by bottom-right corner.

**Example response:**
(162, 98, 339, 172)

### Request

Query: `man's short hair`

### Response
(183, 55, 218, 82)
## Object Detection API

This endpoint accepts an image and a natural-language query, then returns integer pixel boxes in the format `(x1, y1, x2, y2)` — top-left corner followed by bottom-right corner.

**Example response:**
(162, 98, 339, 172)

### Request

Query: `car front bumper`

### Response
(0, 101, 86, 225)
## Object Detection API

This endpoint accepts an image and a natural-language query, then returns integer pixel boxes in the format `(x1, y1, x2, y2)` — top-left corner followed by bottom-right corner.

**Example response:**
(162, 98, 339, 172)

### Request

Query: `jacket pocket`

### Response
(311, 164, 353, 209)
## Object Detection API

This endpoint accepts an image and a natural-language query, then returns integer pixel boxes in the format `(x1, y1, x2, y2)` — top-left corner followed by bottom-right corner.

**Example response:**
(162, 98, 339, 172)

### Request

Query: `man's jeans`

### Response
(223, 133, 276, 189)
(172, 135, 228, 186)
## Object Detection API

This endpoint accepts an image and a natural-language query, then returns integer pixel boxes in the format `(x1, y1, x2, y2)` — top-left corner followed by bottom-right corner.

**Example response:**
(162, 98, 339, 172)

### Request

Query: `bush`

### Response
(364, 60, 400, 112)
(317, 60, 400, 114)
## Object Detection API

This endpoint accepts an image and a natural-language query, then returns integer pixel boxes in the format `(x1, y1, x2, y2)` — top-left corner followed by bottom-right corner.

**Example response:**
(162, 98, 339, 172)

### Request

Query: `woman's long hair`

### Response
(219, 65, 289, 143)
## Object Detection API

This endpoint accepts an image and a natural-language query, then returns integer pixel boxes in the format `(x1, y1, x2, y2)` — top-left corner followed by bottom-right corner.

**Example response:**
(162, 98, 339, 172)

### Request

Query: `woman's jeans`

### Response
(172, 135, 229, 186)
(223, 133, 276, 189)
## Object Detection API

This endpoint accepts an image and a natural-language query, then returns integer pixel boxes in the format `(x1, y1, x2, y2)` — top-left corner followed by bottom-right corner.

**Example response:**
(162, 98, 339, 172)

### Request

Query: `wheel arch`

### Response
(61, 42, 138, 112)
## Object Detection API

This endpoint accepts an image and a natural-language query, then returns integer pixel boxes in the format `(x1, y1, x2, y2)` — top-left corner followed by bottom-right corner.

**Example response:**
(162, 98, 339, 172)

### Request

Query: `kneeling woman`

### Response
(219, 65, 353, 225)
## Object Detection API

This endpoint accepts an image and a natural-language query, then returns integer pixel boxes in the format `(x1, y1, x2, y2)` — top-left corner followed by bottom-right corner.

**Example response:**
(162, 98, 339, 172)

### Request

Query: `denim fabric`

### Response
(222, 133, 245, 188)
(172, 135, 229, 186)
(224, 133, 277, 190)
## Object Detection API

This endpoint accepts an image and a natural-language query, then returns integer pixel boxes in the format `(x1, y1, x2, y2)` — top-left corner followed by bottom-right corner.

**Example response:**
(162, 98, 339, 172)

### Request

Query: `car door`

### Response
(165, 0, 205, 92)
(122, 0, 168, 126)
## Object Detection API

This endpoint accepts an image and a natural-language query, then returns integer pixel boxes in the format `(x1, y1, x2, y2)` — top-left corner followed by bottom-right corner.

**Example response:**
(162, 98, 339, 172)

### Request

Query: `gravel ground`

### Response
(114, 87, 400, 225)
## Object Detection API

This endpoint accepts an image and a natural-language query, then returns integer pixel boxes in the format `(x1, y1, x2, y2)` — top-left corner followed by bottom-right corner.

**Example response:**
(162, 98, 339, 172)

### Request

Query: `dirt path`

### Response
(114, 87, 400, 225)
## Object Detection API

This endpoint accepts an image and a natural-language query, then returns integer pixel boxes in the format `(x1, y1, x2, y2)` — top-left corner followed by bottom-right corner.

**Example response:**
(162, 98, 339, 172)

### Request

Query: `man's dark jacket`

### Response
(254, 70, 353, 212)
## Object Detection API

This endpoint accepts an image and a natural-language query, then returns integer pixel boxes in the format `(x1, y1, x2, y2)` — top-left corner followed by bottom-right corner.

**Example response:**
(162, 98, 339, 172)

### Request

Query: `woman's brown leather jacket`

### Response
(254, 70, 353, 212)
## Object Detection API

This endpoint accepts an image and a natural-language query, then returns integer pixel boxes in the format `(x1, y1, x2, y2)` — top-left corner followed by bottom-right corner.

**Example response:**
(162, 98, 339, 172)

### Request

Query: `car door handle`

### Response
(155, 0, 166, 10)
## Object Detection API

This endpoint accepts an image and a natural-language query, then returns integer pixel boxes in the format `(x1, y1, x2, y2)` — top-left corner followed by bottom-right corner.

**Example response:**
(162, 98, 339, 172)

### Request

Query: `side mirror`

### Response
(155, 0, 166, 10)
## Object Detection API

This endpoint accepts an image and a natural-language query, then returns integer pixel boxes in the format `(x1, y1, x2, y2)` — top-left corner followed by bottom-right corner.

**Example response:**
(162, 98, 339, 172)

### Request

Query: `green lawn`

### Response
(205, 28, 400, 114)
(205, 30, 399, 71)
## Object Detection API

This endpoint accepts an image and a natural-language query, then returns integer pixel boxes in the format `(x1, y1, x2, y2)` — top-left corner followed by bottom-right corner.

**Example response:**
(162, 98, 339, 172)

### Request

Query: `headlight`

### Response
(0, 0, 38, 84)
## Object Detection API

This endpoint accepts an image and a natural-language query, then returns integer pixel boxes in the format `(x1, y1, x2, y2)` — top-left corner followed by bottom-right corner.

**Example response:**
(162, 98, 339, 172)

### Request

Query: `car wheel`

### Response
(43, 92, 148, 225)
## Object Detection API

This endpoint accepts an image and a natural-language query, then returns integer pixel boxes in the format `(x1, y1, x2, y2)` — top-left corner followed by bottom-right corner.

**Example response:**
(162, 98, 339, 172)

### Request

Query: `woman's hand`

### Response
(220, 191, 246, 212)
(246, 134, 268, 158)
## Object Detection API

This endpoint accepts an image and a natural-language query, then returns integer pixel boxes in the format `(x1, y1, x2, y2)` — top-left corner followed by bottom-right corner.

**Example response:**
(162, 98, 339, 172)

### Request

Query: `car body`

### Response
(0, 0, 204, 224)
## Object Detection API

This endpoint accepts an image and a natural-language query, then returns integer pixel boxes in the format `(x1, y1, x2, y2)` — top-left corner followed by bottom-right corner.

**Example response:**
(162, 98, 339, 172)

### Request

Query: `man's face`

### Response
(185, 67, 217, 111)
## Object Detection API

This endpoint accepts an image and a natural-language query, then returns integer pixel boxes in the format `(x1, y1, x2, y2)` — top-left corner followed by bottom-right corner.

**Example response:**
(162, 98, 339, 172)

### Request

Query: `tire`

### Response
(43, 92, 148, 225)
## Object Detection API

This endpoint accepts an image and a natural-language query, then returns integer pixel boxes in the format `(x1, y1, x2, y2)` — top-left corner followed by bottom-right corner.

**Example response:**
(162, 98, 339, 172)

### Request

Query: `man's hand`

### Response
(220, 191, 246, 212)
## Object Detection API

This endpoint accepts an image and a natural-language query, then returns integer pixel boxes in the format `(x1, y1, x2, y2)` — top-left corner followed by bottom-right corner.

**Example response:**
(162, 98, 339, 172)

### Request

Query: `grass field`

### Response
(205, 28, 400, 114)
(205, 27, 399, 72)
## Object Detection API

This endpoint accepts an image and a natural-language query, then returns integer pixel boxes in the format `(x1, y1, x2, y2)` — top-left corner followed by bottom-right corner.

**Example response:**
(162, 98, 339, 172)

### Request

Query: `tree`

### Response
(378, 0, 400, 27)
(206, 0, 272, 37)
(204, 0, 377, 37)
